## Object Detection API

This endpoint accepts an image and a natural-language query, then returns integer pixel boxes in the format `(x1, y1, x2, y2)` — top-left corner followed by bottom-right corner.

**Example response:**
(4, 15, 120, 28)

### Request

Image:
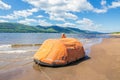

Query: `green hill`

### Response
(112, 32, 120, 34)
(0, 22, 101, 34)
(0, 22, 40, 33)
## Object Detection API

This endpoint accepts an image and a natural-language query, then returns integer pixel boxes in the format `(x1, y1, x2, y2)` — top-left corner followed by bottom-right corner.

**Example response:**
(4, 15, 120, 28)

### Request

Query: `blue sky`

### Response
(0, 0, 120, 32)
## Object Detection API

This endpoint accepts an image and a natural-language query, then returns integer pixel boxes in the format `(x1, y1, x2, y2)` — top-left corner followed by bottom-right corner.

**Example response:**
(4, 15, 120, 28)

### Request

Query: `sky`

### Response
(0, 0, 120, 32)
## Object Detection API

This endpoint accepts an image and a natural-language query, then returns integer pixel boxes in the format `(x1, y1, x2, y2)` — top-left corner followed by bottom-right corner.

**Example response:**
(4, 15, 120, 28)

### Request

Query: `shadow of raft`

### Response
(33, 55, 90, 68)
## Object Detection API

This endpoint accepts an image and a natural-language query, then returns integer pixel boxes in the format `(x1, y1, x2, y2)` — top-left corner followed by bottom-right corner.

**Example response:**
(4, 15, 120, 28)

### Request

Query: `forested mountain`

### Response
(0, 22, 101, 34)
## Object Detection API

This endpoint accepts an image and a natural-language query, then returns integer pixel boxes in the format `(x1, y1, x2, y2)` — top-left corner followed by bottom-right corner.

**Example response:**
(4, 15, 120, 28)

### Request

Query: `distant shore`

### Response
(110, 33, 120, 38)
(0, 35, 120, 80)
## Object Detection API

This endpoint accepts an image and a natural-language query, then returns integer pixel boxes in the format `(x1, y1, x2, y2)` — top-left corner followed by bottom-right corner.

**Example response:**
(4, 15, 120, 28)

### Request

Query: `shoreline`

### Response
(89, 38, 120, 80)
(0, 37, 120, 80)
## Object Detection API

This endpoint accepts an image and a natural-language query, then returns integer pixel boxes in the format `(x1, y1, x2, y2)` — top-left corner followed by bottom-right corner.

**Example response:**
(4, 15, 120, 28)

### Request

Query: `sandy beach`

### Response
(0, 37, 120, 80)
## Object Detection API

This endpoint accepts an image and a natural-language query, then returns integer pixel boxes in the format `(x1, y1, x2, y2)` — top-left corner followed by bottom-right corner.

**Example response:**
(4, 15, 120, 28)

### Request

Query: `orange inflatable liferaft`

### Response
(34, 34, 85, 66)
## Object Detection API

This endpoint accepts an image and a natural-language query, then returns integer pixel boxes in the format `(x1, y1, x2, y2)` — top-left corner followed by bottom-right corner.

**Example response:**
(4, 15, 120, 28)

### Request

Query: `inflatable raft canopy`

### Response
(34, 34, 85, 66)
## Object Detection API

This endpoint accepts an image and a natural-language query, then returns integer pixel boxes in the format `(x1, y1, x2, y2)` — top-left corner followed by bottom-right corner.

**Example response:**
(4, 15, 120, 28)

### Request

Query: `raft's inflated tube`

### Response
(34, 59, 67, 67)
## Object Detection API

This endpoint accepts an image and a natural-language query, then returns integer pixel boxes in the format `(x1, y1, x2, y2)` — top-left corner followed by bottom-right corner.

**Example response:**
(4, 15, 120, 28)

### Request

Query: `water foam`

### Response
(0, 44, 11, 48)
(0, 50, 36, 54)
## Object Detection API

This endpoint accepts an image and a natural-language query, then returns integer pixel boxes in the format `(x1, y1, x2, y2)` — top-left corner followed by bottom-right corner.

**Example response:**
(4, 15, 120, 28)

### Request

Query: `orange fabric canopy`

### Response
(34, 34, 85, 66)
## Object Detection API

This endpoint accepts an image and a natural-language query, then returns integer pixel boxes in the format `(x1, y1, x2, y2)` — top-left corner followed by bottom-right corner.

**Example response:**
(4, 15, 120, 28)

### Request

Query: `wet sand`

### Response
(0, 37, 120, 80)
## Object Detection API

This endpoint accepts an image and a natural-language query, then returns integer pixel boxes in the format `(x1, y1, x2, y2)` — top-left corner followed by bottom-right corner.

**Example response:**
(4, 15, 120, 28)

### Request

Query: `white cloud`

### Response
(18, 18, 37, 25)
(0, 8, 38, 19)
(48, 0, 65, 5)
(66, 0, 93, 12)
(50, 16, 65, 21)
(76, 18, 101, 30)
(22, 0, 94, 12)
(93, 0, 120, 13)
(93, 8, 107, 13)
(109, 0, 120, 8)
(49, 12, 65, 21)
(56, 18, 101, 31)
(49, 12, 77, 21)
(98, 0, 120, 13)
(38, 20, 52, 26)
(101, 0, 106, 6)
(93, 0, 107, 13)
(18, 18, 52, 26)
(0, 0, 11, 10)
(23, 0, 120, 21)
(57, 22, 75, 27)
(76, 18, 93, 26)
(23, 0, 93, 21)
(23, 0, 120, 17)
(64, 13, 78, 20)
(0, 19, 8, 22)
(37, 15, 44, 18)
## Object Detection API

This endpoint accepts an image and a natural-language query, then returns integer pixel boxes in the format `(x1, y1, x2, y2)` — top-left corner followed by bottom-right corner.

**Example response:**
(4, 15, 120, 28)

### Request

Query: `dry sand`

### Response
(0, 37, 120, 80)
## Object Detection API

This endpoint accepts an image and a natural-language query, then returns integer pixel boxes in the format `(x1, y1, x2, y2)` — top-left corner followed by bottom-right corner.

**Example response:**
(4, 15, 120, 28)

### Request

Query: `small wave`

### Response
(0, 44, 42, 48)
(0, 44, 11, 48)
(0, 50, 36, 54)
(11, 44, 42, 47)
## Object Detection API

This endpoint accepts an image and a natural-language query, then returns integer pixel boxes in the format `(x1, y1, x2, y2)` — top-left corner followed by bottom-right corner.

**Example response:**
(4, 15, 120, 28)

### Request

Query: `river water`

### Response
(0, 33, 109, 71)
